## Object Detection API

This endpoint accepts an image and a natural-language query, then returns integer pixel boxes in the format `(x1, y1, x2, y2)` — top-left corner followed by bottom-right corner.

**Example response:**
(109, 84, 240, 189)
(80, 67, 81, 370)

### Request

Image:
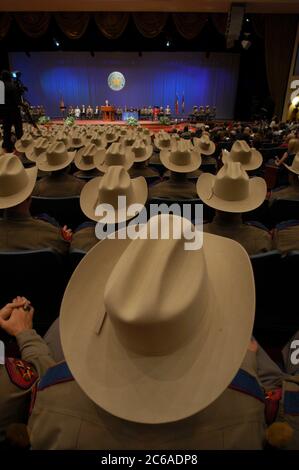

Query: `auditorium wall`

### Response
(9, 51, 240, 119)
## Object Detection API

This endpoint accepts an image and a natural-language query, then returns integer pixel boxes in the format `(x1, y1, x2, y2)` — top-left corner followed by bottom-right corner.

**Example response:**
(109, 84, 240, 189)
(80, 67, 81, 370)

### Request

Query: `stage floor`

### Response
(51, 119, 189, 131)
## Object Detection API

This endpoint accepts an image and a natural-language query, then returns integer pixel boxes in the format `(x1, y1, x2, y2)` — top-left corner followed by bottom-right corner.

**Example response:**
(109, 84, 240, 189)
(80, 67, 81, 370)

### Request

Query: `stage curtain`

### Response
(251, 14, 265, 38)
(133, 12, 168, 38)
(211, 13, 227, 35)
(94, 12, 129, 40)
(172, 13, 208, 40)
(55, 13, 90, 39)
(0, 13, 11, 40)
(14, 13, 50, 38)
(265, 15, 298, 117)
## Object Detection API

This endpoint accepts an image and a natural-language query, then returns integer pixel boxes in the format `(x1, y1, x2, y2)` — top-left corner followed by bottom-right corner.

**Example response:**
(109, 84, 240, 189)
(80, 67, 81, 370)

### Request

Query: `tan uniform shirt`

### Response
(0, 214, 69, 255)
(33, 173, 85, 197)
(28, 351, 266, 450)
(0, 329, 55, 442)
(71, 226, 98, 252)
(269, 185, 299, 205)
(203, 216, 272, 255)
(273, 221, 299, 253)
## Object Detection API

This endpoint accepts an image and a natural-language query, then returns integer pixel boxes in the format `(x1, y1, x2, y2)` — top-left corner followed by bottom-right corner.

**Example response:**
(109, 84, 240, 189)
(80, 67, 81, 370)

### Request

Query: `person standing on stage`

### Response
(0, 70, 23, 152)
(81, 104, 86, 119)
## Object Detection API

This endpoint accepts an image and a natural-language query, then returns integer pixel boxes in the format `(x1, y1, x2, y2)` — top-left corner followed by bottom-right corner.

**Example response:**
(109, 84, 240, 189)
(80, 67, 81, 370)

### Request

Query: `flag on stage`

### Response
(175, 94, 179, 115)
(182, 93, 185, 114)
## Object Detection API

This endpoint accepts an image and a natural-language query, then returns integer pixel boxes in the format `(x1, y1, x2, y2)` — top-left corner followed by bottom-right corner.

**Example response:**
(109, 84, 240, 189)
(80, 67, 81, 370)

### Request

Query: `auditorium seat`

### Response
(268, 199, 299, 227)
(0, 249, 68, 335)
(30, 196, 87, 229)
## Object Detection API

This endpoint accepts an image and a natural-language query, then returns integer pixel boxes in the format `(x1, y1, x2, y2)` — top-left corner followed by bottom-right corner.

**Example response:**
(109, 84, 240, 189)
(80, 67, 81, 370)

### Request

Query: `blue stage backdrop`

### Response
(9, 51, 240, 119)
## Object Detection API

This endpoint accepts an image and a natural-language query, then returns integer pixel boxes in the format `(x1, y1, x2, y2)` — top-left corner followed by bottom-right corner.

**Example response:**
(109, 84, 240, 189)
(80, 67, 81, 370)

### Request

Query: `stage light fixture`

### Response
(166, 40, 170, 47)
(53, 38, 60, 48)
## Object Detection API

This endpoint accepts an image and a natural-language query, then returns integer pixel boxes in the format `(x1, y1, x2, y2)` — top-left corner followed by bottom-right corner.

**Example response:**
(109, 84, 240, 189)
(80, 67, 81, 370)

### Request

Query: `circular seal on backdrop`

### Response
(108, 72, 126, 91)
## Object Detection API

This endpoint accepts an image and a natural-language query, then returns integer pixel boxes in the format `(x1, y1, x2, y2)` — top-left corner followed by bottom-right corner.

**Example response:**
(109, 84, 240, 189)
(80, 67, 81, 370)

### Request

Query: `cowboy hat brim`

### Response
(60, 231, 254, 424)
(283, 162, 299, 175)
(37, 151, 76, 172)
(80, 175, 148, 223)
(0, 164, 38, 209)
(128, 145, 153, 163)
(193, 139, 216, 156)
(160, 149, 202, 173)
(197, 173, 267, 213)
(154, 140, 171, 151)
(222, 148, 263, 171)
(15, 141, 35, 153)
(75, 147, 105, 171)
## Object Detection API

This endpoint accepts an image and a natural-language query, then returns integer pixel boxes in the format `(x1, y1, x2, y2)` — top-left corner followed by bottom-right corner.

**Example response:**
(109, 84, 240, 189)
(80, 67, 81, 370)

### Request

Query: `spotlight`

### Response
(166, 40, 170, 47)
(53, 38, 60, 48)
(246, 18, 250, 22)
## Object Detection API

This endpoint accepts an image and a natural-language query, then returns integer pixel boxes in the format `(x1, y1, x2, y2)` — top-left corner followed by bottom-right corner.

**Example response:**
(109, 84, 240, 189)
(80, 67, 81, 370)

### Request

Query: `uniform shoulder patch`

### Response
(38, 361, 74, 391)
(229, 369, 265, 403)
(5, 357, 38, 390)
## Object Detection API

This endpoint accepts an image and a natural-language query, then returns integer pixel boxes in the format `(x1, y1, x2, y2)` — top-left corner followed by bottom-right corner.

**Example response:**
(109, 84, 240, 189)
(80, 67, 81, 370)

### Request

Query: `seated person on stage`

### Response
(29, 215, 269, 450)
(81, 105, 86, 119)
(0, 154, 68, 255)
(74, 106, 81, 119)
(86, 105, 93, 119)
(0, 298, 56, 447)
(269, 152, 299, 204)
(165, 105, 171, 116)
(128, 139, 160, 183)
(71, 164, 148, 252)
(94, 106, 99, 118)
(149, 141, 201, 200)
(197, 162, 271, 256)
(33, 142, 85, 197)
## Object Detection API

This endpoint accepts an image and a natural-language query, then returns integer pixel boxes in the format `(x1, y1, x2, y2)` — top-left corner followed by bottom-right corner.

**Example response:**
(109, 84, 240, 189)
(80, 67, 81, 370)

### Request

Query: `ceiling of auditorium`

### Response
(1, 0, 299, 13)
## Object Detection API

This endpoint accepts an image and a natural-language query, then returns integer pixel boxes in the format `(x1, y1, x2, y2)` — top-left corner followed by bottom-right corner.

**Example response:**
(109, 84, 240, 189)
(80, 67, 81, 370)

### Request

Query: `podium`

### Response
(101, 106, 115, 121)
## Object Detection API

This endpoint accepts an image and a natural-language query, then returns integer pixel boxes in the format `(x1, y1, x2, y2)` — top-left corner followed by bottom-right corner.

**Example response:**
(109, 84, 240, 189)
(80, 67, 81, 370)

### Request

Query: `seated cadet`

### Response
(269, 152, 299, 204)
(272, 220, 299, 254)
(128, 139, 160, 184)
(29, 214, 267, 449)
(180, 125, 192, 140)
(71, 165, 148, 252)
(0, 154, 68, 255)
(73, 143, 104, 181)
(197, 162, 272, 255)
(0, 297, 55, 446)
(33, 142, 85, 197)
(222, 139, 263, 174)
(149, 141, 201, 200)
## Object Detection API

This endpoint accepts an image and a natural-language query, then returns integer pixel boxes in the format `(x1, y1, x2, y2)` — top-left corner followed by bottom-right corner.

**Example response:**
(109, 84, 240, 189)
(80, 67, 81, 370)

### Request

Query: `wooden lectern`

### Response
(101, 106, 115, 121)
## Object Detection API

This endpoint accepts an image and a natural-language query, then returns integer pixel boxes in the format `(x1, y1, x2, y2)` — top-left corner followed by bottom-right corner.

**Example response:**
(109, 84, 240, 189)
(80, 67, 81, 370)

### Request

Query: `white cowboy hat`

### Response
(105, 128, 119, 143)
(154, 132, 171, 150)
(60, 213, 255, 424)
(36, 142, 76, 172)
(96, 142, 134, 173)
(75, 143, 105, 171)
(222, 140, 263, 171)
(121, 132, 137, 148)
(0, 154, 38, 209)
(197, 162, 266, 213)
(89, 134, 107, 149)
(160, 140, 202, 173)
(194, 135, 216, 156)
(69, 132, 85, 149)
(80, 165, 147, 223)
(129, 139, 153, 162)
(15, 134, 35, 153)
(55, 132, 71, 149)
(284, 152, 299, 175)
(26, 137, 49, 162)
